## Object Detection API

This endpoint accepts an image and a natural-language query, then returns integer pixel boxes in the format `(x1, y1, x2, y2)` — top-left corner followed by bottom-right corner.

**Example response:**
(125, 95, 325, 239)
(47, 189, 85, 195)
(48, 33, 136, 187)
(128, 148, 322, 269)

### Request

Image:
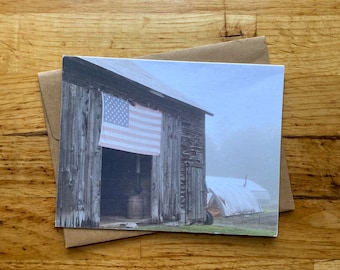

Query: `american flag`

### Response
(98, 92, 162, 156)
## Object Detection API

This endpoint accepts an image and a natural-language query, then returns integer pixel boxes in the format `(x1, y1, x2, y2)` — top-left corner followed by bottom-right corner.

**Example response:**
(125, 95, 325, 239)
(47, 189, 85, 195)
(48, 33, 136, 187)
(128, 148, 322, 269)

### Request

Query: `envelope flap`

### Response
(140, 36, 269, 64)
(38, 69, 62, 141)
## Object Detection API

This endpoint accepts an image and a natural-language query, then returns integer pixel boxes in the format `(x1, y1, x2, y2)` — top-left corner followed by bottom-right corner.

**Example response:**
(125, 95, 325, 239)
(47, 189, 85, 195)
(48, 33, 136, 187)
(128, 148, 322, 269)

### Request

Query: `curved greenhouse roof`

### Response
(206, 176, 270, 217)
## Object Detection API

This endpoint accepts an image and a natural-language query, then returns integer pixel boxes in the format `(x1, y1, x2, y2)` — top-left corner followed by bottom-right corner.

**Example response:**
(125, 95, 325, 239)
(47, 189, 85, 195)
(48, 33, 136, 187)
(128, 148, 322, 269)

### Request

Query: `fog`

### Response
(95, 58, 284, 202)
(206, 125, 281, 199)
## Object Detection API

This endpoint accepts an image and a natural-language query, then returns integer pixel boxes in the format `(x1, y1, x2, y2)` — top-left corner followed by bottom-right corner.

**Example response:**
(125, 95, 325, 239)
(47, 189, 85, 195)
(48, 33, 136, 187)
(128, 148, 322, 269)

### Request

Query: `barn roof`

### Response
(79, 56, 213, 115)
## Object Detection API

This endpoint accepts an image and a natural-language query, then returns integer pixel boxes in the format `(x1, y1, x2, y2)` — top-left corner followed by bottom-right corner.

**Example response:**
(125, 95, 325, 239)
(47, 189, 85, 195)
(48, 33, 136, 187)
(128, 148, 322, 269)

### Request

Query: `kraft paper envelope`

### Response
(38, 36, 294, 248)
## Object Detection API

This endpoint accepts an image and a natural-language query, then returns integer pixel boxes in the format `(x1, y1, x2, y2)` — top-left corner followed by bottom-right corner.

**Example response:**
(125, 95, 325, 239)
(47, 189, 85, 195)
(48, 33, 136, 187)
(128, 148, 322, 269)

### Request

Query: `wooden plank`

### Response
(0, 258, 314, 270)
(226, 1, 340, 16)
(3, 0, 339, 16)
(221, 15, 256, 39)
(0, 13, 258, 75)
(0, 15, 19, 74)
(0, 135, 55, 198)
(0, 198, 338, 268)
(0, 74, 46, 135)
(258, 16, 340, 76)
(0, 13, 226, 74)
(282, 75, 340, 137)
(283, 137, 340, 198)
(0, 0, 225, 14)
(314, 260, 340, 270)
(0, 136, 53, 183)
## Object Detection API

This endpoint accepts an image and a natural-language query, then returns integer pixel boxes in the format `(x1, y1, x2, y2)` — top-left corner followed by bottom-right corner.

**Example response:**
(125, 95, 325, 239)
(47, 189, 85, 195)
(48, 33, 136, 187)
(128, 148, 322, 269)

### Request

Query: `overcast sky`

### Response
(132, 59, 284, 142)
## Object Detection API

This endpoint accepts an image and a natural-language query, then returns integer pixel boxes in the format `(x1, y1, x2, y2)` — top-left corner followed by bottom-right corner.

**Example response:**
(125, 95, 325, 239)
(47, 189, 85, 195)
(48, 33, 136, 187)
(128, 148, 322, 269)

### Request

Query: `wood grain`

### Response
(0, 0, 225, 13)
(0, 199, 339, 268)
(1, 0, 339, 269)
(283, 137, 340, 198)
(314, 260, 340, 270)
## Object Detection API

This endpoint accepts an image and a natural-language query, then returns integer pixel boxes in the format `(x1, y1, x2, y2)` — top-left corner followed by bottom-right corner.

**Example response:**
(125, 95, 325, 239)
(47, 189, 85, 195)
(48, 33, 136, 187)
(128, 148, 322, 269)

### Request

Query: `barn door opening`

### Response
(185, 163, 207, 225)
(100, 148, 152, 221)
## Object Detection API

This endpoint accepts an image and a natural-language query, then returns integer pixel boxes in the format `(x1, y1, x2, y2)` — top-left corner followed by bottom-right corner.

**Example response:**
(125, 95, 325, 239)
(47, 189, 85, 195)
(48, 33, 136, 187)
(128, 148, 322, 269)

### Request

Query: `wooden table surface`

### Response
(1, 1, 339, 269)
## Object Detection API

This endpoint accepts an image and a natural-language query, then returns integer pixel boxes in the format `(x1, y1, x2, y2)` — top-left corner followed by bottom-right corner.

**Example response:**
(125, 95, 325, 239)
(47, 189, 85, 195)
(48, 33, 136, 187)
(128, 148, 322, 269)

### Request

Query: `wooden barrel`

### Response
(127, 195, 144, 219)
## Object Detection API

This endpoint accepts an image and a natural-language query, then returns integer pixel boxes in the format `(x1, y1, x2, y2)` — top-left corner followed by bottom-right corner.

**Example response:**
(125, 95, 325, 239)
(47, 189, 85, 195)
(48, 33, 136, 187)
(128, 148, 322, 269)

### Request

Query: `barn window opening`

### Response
(100, 148, 152, 222)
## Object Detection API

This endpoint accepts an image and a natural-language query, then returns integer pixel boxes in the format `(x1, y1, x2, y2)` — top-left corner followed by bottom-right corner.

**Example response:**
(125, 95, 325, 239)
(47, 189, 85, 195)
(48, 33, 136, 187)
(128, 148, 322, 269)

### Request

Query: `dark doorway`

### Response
(101, 148, 152, 218)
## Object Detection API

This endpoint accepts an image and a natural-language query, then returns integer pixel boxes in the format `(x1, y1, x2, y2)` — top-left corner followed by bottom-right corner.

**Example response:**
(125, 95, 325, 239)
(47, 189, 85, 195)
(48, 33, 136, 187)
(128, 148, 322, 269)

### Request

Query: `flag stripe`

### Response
(98, 92, 162, 156)
(100, 134, 161, 149)
(102, 125, 161, 141)
(130, 115, 162, 129)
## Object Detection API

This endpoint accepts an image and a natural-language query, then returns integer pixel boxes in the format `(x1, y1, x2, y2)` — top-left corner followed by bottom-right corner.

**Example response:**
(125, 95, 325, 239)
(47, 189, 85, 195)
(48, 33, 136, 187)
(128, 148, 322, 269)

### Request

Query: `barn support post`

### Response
(135, 154, 142, 194)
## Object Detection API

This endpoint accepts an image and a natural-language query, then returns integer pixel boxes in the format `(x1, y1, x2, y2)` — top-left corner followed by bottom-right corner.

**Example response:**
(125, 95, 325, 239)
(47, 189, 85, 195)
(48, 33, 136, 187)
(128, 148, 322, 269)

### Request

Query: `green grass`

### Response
(132, 223, 277, 237)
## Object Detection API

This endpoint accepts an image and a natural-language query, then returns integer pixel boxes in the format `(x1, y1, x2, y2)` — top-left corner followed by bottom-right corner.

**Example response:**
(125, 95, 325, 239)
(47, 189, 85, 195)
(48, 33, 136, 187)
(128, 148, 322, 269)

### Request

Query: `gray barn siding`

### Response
(180, 112, 206, 224)
(151, 113, 181, 223)
(186, 164, 206, 224)
(150, 107, 206, 224)
(56, 82, 102, 228)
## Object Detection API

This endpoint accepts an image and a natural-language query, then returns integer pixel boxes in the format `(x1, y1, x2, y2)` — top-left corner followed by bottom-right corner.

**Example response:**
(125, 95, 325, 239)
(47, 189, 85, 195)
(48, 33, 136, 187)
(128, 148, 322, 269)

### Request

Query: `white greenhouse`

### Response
(206, 176, 270, 217)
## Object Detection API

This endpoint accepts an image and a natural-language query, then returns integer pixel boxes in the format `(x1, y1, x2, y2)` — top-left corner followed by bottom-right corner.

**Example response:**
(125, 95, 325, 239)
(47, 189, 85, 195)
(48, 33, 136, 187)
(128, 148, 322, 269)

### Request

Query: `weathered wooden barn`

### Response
(56, 56, 212, 229)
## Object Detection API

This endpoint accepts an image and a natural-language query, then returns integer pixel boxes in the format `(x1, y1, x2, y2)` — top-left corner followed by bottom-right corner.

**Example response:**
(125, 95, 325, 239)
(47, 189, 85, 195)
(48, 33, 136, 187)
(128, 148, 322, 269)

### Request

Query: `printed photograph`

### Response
(56, 56, 284, 237)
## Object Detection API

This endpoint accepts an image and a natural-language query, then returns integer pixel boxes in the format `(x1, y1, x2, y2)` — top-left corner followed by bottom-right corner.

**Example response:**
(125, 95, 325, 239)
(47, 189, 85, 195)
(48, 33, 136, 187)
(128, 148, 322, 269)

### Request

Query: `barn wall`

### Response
(150, 107, 206, 224)
(180, 111, 206, 223)
(151, 114, 181, 223)
(151, 106, 206, 224)
(56, 82, 102, 228)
